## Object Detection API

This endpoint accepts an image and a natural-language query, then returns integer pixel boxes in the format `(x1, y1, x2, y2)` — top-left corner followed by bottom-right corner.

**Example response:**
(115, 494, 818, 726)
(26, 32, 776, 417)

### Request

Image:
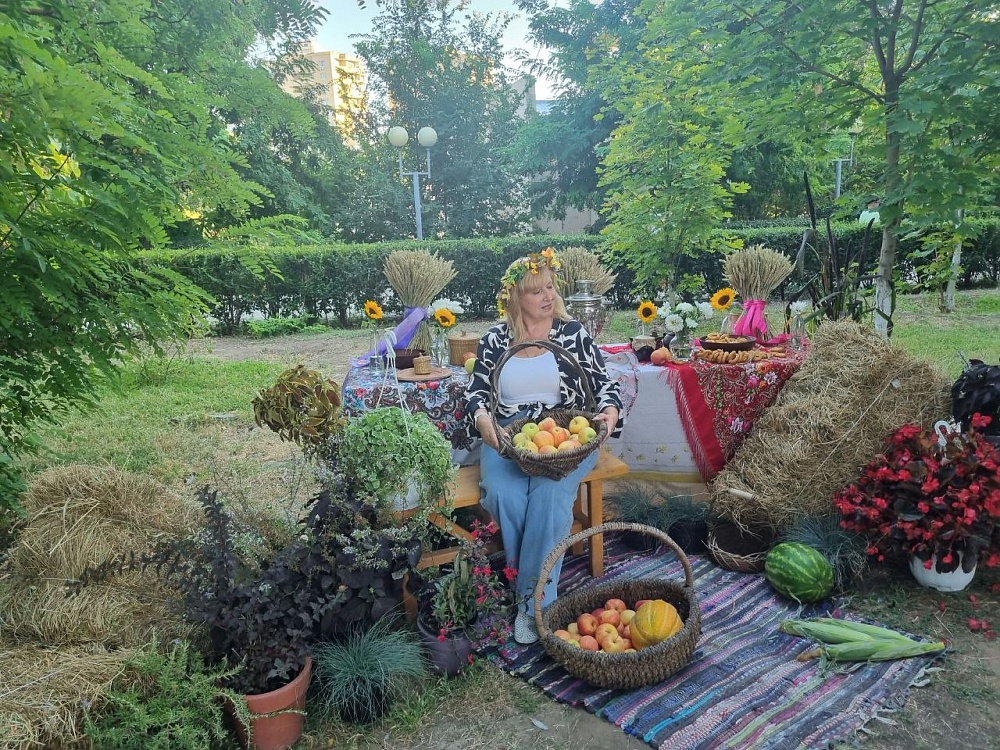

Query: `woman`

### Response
(462, 248, 623, 644)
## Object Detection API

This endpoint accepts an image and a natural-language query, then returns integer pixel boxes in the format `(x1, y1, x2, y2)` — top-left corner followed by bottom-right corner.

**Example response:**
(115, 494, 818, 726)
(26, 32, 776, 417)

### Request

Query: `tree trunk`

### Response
(875, 77, 903, 338)
(874, 225, 896, 336)
(942, 205, 964, 313)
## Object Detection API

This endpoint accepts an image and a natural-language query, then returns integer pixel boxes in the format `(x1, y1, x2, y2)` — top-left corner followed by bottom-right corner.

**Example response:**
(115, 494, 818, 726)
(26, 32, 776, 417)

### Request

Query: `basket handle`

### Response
(488, 339, 599, 451)
(532, 521, 696, 639)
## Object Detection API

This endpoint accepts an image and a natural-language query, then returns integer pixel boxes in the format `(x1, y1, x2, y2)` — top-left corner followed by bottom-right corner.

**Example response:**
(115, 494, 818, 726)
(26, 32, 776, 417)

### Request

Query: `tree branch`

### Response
(865, 0, 888, 73)
(897, 0, 928, 74)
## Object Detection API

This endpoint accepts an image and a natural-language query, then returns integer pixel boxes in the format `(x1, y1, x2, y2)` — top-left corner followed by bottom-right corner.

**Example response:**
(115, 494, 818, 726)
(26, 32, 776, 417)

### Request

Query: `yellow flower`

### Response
(710, 288, 737, 311)
(364, 300, 383, 320)
(434, 308, 456, 328)
(637, 301, 658, 324)
(541, 247, 555, 259)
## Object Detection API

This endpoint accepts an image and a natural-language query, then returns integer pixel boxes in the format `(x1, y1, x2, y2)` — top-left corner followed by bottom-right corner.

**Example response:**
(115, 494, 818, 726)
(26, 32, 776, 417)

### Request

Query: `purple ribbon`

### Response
(350, 306, 429, 368)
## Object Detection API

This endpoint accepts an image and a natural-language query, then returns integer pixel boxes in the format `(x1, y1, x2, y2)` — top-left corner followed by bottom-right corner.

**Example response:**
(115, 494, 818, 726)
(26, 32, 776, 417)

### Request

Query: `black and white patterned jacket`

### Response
(462, 318, 624, 439)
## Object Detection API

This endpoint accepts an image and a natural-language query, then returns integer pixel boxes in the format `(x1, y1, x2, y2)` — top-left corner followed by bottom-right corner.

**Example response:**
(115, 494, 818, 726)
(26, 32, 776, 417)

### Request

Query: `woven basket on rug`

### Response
(490, 340, 608, 480)
(705, 531, 768, 573)
(534, 522, 701, 690)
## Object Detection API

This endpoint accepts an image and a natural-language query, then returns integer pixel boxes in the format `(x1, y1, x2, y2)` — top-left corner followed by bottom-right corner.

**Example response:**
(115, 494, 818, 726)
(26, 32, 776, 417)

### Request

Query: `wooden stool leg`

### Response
(570, 483, 587, 556)
(588, 480, 604, 577)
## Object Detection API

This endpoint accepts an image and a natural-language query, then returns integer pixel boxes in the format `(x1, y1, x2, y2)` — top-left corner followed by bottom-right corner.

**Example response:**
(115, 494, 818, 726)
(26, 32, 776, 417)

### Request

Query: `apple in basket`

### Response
(520, 422, 540, 438)
(538, 416, 558, 432)
(576, 613, 598, 636)
(569, 415, 591, 434)
(578, 426, 598, 445)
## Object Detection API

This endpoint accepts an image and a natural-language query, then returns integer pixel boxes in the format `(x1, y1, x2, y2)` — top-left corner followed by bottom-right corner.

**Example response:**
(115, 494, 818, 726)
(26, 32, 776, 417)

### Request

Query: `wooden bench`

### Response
(411, 449, 630, 578)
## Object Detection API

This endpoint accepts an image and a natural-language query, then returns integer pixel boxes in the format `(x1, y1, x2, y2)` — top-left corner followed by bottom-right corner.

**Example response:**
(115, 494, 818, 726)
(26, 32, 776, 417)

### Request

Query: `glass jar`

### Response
(432, 328, 449, 367)
(668, 328, 693, 361)
(790, 314, 807, 350)
(369, 327, 383, 374)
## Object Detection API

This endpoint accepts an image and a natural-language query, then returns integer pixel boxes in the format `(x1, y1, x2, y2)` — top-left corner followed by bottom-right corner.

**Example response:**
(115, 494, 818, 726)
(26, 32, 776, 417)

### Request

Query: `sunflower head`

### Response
(364, 300, 384, 320)
(434, 308, 456, 328)
(710, 288, 737, 311)
(637, 301, 658, 324)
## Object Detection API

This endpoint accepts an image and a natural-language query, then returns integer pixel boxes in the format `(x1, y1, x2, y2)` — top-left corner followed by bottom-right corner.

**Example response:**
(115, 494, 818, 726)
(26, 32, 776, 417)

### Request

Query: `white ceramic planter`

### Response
(390, 474, 421, 512)
(909, 553, 976, 592)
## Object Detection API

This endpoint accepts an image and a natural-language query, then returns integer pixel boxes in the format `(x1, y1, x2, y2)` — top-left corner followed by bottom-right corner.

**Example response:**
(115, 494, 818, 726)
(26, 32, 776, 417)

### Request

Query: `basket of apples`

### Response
(489, 340, 608, 480)
(533, 522, 701, 689)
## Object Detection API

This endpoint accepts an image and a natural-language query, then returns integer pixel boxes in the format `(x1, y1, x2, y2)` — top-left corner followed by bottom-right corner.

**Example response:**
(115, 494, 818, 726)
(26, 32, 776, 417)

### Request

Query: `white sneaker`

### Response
(514, 611, 539, 645)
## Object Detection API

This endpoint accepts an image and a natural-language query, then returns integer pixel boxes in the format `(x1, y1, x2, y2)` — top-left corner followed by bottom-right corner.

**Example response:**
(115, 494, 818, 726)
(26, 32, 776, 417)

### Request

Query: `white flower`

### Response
(663, 313, 685, 333)
(790, 300, 811, 315)
(685, 316, 700, 329)
(429, 297, 465, 315)
(697, 301, 714, 320)
(675, 301, 696, 315)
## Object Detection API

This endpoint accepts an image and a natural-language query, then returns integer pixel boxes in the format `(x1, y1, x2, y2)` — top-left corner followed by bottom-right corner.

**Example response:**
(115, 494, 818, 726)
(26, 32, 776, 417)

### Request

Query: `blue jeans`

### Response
(479, 418, 599, 615)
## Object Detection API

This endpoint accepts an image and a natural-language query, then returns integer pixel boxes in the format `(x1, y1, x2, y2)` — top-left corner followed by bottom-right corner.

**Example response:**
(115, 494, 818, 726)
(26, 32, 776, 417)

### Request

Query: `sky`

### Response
(313, 0, 561, 99)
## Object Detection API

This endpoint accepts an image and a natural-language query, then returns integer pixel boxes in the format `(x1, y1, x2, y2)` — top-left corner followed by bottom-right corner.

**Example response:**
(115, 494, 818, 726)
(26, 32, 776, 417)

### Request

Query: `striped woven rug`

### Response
(495, 539, 939, 750)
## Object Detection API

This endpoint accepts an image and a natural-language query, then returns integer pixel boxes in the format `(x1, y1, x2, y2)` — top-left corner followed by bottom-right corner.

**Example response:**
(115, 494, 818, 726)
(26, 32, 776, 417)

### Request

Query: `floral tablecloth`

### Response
(341, 364, 476, 454)
(666, 347, 807, 479)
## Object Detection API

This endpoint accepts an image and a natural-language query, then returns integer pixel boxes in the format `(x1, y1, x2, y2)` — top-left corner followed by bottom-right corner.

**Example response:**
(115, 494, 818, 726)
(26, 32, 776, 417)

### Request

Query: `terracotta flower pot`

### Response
(232, 657, 312, 750)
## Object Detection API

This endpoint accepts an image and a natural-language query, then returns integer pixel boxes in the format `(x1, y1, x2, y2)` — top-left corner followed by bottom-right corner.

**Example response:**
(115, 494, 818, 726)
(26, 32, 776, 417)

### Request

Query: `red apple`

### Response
(592, 608, 605, 620)
(605, 598, 627, 613)
(576, 613, 598, 636)
(594, 623, 619, 647)
(603, 636, 629, 654)
(599, 609, 621, 627)
(634, 599, 651, 611)
(578, 635, 600, 651)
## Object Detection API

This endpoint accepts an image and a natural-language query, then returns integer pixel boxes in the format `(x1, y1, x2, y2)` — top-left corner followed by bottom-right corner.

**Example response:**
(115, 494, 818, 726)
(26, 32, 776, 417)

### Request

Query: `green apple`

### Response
(578, 426, 598, 444)
(520, 422, 540, 438)
(465, 356, 476, 374)
(512, 432, 530, 447)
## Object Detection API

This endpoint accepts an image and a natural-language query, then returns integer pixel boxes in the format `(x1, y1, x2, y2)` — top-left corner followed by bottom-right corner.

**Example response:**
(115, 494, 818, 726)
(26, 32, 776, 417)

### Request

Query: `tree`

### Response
(353, 0, 530, 238)
(0, 0, 326, 515)
(649, 0, 1000, 332)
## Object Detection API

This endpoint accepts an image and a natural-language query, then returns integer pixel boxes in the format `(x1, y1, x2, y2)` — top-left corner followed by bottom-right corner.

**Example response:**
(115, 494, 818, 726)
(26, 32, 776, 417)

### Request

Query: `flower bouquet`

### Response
(834, 415, 1000, 575)
(659, 299, 714, 358)
(427, 298, 464, 366)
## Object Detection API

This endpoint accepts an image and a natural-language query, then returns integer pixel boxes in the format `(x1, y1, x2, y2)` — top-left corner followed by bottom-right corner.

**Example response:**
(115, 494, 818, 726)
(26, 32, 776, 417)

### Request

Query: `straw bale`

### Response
(0, 466, 199, 648)
(710, 320, 951, 531)
(0, 643, 131, 750)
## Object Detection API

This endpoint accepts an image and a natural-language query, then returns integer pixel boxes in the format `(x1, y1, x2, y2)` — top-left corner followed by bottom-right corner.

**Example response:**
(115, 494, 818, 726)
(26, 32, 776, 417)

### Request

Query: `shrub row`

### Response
(148, 221, 999, 331)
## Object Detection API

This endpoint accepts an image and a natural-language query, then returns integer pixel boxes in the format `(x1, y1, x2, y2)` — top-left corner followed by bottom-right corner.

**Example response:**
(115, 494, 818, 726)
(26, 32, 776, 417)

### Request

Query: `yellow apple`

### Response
(578, 426, 598, 444)
(520, 422, 540, 438)
(519, 441, 539, 453)
(568, 415, 590, 434)
(512, 432, 530, 447)
(557, 439, 581, 451)
(620, 609, 637, 626)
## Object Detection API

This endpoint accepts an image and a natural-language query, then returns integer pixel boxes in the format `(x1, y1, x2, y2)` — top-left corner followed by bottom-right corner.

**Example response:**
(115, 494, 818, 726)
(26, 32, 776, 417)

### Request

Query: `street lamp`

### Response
(833, 123, 863, 200)
(388, 125, 437, 240)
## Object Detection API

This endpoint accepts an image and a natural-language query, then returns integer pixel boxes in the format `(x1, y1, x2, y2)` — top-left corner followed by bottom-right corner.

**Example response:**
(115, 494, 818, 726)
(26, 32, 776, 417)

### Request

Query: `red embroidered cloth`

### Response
(665, 349, 806, 480)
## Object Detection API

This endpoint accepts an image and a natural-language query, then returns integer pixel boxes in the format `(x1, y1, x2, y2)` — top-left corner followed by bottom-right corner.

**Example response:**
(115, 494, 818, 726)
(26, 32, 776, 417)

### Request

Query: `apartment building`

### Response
(283, 42, 365, 132)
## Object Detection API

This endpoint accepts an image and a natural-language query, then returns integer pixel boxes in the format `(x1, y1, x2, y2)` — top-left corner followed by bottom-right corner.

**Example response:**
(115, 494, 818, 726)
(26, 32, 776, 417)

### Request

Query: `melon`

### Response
(765, 542, 834, 603)
(630, 599, 683, 649)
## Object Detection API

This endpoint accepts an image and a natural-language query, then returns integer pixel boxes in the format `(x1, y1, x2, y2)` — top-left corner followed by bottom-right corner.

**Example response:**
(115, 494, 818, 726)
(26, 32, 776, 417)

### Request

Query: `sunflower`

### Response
(710, 287, 737, 311)
(364, 300, 384, 320)
(637, 301, 658, 324)
(434, 308, 457, 328)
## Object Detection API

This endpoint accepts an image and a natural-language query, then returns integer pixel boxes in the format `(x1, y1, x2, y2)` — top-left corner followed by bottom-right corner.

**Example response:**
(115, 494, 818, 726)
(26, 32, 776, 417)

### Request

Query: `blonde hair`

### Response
(505, 267, 570, 343)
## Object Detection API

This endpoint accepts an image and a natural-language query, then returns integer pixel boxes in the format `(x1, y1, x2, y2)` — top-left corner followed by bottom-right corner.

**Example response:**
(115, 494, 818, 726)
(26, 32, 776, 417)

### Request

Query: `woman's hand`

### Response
(594, 406, 619, 435)
(475, 410, 500, 451)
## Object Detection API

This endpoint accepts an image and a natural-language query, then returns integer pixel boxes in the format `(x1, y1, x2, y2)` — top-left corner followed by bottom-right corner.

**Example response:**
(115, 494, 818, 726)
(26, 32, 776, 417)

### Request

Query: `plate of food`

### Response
(699, 333, 756, 352)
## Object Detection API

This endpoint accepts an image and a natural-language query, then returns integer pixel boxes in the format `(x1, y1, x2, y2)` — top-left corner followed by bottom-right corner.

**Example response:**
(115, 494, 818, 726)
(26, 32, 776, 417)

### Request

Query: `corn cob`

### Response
(779, 620, 876, 644)
(798, 639, 945, 663)
(810, 618, 913, 643)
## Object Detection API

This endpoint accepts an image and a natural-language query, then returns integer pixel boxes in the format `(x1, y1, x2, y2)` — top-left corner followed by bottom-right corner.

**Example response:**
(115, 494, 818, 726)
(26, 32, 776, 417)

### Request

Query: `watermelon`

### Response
(765, 543, 834, 603)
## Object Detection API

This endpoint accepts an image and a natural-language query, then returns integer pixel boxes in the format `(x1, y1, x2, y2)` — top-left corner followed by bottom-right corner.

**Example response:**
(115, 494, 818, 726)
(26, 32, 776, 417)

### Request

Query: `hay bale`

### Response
(710, 320, 951, 531)
(0, 644, 131, 750)
(0, 466, 199, 647)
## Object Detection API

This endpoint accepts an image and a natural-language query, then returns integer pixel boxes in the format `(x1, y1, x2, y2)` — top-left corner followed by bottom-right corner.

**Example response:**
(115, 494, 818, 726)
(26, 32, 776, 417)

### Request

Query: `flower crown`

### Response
(496, 247, 562, 316)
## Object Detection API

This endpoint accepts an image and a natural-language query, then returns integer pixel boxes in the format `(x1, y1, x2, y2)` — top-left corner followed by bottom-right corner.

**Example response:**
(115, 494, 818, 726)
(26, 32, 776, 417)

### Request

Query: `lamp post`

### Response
(833, 123, 863, 200)
(387, 125, 437, 240)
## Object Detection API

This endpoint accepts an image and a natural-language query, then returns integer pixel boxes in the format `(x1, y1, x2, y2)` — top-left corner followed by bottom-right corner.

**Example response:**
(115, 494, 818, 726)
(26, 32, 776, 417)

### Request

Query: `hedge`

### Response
(147, 221, 999, 331)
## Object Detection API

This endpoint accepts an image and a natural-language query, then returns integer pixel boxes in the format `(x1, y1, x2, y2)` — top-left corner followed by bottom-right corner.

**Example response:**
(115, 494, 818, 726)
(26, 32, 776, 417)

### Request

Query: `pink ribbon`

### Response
(733, 298, 768, 340)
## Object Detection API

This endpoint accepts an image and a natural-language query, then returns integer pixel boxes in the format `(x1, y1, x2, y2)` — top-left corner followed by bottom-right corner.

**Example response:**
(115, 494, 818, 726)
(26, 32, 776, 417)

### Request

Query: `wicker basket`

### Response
(448, 330, 480, 366)
(490, 340, 608, 480)
(534, 522, 701, 690)
(705, 531, 768, 573)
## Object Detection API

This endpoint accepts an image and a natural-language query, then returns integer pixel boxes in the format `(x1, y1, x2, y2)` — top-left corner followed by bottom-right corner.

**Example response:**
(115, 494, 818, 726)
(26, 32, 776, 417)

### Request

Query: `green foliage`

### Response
(312, 618, 427, 725)
(779, 515, 869, 592)
(352, 0, 530, 238)
(0, 0, 327, 517)
(338, 408, 455, 513)
(606, 481, 705, 530)
(251, 364, 345, 460)
(83, 640, 243, 750)
(245, 316, 312, 338)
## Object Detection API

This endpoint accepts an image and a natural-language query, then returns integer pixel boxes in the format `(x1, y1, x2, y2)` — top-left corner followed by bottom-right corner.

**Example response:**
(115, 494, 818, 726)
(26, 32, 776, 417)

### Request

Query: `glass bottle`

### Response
(668, 328, 692, 361)
(790, 314, 807, 350)
(369, 327, 383, 374)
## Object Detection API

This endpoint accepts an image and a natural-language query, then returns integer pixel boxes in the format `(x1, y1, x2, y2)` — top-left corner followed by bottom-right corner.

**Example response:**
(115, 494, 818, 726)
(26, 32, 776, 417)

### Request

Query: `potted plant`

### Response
(411, 521, 516, 675)
(72, 485, 422, 748)
(952, 360, 1000, 446)
(311, 617, 426, 726)
(834, 415, 1000, 591)
(606, 482, 709, 554)
(338, 407, 455, 515)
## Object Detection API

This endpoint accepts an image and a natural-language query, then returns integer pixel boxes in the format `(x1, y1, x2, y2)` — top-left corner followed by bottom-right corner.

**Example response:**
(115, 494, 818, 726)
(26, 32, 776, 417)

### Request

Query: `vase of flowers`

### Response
(711, 287, 740, 335)
(632, 301, 658, 360)
(428, 298, 463, 367)
(661, 299, 714, 361)
(363, 300, 385, 373)
(834, 415, 1000, 591)
(412, 521, 515, 675)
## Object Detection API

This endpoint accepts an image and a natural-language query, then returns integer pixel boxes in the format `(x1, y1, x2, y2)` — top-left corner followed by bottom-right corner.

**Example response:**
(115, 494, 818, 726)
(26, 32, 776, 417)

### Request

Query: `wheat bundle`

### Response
(0, 644, 131, 750)
(709, 320, 951, 532)
(723, 244, 793, 300)
(384, 250, 457, 352)
(558, 247, 617, 296)
(0, 466, 197, 647)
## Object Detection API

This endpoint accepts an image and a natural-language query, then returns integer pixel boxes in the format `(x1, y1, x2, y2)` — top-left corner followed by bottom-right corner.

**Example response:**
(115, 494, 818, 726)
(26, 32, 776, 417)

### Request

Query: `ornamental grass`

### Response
(710, 320, 952, 532)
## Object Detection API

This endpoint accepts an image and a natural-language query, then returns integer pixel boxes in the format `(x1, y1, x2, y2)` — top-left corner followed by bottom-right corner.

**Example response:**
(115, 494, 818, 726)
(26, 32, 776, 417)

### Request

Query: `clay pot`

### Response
(232, 657, 312, 750)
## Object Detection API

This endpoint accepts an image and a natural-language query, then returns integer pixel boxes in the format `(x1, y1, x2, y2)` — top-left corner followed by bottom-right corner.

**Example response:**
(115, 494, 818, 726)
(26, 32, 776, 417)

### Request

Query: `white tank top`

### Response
(498, 351, 560, 408)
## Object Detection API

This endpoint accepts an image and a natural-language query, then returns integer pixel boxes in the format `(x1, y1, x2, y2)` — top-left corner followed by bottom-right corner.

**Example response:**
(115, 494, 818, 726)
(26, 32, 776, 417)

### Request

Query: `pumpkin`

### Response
(630, 599, 683, 649)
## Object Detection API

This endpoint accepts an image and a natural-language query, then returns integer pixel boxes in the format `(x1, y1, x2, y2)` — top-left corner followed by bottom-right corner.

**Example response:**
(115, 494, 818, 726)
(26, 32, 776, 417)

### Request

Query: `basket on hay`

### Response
(534, 522, 701, 690)
(490, 340, 608, 480)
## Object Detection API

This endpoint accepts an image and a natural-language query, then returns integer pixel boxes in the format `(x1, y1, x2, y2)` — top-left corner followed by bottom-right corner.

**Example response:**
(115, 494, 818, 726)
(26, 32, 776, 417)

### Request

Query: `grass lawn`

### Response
(16, 289, 1000, 749)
